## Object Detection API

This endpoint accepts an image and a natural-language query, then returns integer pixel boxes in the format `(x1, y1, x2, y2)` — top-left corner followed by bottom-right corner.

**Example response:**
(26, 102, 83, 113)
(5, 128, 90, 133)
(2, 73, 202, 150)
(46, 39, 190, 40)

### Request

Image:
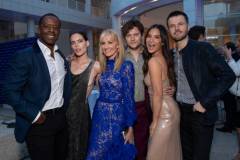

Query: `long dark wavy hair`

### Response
(143, 24, 175, 86)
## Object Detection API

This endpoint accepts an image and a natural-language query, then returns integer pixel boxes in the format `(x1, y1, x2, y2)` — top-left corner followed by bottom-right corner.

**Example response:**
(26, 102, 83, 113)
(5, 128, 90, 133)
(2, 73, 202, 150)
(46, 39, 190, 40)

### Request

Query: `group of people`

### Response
(3, 10, 236, 160)
(224, 40, 240, 160)
(185, 24, 240, 160)
(213, 39, 240, 160)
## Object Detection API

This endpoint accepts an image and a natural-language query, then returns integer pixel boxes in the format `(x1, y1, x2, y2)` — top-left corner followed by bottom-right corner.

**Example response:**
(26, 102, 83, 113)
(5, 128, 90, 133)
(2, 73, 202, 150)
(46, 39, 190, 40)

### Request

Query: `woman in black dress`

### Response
(66, 31, 100, 160)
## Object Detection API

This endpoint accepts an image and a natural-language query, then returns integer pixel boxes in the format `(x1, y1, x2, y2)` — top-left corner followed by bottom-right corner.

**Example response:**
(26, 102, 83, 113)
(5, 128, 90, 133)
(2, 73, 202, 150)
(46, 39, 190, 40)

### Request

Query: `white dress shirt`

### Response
(33, 39, 66, 122)
(228, 58, 240, 96)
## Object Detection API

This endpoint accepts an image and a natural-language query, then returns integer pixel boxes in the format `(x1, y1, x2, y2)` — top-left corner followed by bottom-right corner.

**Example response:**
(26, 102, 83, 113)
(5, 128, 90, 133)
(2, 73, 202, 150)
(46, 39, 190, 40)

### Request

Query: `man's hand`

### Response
(223, 46, 232, 61)
(34, 113, 46, 124)
(163, 86, 175, 97)
(193, 102, 206, 113)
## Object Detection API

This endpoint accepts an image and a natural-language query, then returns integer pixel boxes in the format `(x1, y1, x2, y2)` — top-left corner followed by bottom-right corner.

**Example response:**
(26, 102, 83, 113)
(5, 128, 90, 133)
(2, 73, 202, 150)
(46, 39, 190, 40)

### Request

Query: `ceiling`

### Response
(116, 0, 181, 18)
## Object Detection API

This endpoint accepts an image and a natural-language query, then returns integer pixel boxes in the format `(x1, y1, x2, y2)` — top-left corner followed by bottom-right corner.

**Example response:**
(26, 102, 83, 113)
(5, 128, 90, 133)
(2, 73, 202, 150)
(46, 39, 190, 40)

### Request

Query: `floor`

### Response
(0, 104, 238, 160)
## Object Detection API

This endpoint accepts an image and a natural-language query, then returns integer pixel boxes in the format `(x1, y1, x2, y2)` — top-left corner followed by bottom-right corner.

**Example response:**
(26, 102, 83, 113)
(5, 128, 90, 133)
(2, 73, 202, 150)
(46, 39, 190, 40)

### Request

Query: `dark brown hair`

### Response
(69, 31, 88, 41)
(166, 10, 188, 27)
(121, 19, 144, 38)
(188, 25, 206, 40)
(143, 24, 175, 86)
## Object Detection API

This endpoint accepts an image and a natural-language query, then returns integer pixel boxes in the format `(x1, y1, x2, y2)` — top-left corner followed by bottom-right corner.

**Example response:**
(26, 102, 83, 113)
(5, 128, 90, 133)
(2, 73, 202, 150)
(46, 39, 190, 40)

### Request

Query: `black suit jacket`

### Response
(178, 39, 235, 125)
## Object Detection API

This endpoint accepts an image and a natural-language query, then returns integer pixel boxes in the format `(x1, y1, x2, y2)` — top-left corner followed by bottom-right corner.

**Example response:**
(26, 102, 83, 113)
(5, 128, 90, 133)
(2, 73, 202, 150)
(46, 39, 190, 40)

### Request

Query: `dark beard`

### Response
(172, 32, 188, 42)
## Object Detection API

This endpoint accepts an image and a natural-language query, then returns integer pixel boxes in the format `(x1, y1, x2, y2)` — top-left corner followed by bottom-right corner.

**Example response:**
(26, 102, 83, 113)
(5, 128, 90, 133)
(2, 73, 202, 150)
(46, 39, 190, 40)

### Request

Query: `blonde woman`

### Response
(86, 29, 136, 159)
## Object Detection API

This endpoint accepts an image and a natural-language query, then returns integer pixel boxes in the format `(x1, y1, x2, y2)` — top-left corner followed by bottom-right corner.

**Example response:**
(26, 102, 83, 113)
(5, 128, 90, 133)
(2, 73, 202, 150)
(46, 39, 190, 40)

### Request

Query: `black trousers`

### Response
(178, 103, 214, 160)
(222, 91, 237, 128)
(26, 109, 68, 160)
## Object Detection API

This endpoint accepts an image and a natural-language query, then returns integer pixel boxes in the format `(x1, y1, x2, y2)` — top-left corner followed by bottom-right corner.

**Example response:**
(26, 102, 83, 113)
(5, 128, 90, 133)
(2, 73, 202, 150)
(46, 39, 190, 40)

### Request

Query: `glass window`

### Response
(0, 21, 32, 42)
(91, 0, 110, 18)
(68, 0, 85, 11)
(204, 0, 240, 47)
(0, 20, 14, 42)
(14, 22, 27, 39)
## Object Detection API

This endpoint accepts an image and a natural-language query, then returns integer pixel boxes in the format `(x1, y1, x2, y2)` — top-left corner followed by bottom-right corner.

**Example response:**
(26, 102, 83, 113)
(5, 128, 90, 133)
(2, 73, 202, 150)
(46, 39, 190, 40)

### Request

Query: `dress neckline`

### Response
(107, 59, 115, 63)
(71, 59, 92, 76)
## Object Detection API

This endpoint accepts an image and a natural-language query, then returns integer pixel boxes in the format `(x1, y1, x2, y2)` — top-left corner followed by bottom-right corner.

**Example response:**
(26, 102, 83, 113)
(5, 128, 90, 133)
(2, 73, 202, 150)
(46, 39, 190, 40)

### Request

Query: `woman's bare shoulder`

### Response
(93, 61, 101, 73)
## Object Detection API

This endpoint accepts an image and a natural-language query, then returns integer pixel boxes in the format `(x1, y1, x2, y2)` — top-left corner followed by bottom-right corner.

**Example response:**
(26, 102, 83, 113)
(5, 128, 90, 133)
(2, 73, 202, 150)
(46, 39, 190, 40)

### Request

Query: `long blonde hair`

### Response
(98, 29, 125, 72)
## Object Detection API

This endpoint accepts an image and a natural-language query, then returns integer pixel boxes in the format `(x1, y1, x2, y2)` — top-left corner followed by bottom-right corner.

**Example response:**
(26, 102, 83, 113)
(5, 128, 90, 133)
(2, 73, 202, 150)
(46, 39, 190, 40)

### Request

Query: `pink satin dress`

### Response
(144, 74, 182, 160)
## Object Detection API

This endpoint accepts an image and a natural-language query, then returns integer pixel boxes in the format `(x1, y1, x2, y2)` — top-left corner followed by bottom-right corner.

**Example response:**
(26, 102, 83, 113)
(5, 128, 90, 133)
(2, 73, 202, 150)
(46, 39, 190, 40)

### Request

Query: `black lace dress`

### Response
(66, 61, 94, 160)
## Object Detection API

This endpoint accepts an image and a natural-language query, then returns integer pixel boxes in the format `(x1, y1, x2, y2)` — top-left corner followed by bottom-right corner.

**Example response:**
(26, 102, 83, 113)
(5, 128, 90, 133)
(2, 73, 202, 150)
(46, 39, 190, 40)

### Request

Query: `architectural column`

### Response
(110, 0, 142, 33)
(87, 29, 94, 59)
(27, 17, 35, 37)
(56, 0, 68, 7)
(85, 0, 92, 15)
(183, 0, 203, 26)
(230, 24, 237, 43)
(111, 16, 122, 34)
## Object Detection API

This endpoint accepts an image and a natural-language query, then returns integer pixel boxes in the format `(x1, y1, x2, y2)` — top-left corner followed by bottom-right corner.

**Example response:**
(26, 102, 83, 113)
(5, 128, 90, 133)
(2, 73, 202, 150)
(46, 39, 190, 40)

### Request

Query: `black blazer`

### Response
(179, 39, 235, 125)
(3, 42, 71, 143)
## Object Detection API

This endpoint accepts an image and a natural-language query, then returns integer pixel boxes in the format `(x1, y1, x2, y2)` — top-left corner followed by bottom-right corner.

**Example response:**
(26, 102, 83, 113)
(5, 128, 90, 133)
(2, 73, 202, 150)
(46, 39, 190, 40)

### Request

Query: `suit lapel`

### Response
(56, 49, 72, 107)
(57, 50, 69, 73)
(32, 42, 51, 93)
(182, 40, 200, 101)
(33, 43, 71, 107)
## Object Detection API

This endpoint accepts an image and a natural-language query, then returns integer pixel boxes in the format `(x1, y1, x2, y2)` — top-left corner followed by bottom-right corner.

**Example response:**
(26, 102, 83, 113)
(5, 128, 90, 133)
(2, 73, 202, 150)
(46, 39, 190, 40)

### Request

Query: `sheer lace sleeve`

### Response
(121, 60, 136, 127)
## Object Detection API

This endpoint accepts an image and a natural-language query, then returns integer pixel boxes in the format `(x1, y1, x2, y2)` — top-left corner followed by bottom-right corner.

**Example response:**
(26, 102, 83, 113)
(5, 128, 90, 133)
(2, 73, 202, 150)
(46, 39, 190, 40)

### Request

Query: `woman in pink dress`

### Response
(143, 24, 182, 160)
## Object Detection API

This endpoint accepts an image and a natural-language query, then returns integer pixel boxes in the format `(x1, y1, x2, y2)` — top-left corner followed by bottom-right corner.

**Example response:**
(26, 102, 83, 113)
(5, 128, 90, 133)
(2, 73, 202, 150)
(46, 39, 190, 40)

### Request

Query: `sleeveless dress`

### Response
(86, 59, 137, 160)
(144, 74, 182, 160)
(66, 61, 94, 160)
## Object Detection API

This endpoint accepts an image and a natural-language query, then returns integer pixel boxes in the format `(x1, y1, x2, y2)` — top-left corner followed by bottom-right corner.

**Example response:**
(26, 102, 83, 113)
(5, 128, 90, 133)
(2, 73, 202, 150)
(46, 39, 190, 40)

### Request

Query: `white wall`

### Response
(0, 0, 111, 29)
(57, 28, 71, 57)
(140, 2, 183, 28)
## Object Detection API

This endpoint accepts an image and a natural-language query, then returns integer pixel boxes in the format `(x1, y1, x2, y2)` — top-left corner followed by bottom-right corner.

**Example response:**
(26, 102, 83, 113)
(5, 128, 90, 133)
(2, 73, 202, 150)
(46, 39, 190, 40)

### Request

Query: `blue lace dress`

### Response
(86, 59, 137, 160)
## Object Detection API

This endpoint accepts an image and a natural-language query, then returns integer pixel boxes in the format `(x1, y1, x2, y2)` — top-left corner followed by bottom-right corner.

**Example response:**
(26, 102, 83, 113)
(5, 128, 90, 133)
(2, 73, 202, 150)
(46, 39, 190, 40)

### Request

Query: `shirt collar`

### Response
(126, 45, 144, 55)
(37, 39, 59, 57)
(177, 39, 191, 55)
(125, 45, 145, 60)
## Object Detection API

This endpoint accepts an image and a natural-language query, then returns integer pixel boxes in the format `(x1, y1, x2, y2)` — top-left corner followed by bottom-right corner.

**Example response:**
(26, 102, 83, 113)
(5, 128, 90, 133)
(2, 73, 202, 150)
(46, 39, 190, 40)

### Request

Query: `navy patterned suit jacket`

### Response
(3, 42, 71, 143)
